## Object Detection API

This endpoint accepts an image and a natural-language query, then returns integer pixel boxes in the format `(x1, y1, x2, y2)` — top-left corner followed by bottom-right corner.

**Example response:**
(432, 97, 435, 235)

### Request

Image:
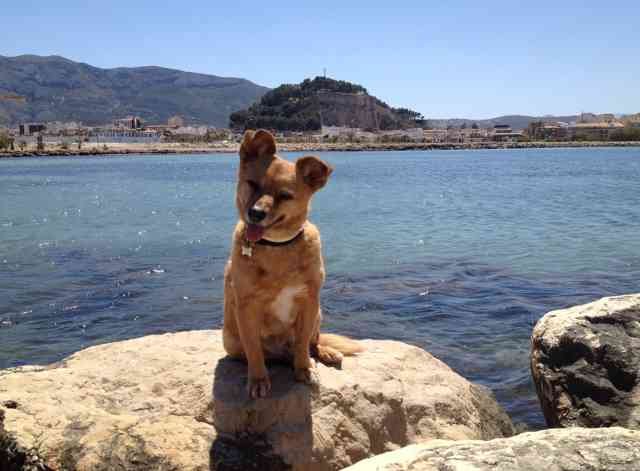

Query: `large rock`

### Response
(342, 426, 640, 471)
(531, 294, 640, 428)
(0, 330, 514, 471)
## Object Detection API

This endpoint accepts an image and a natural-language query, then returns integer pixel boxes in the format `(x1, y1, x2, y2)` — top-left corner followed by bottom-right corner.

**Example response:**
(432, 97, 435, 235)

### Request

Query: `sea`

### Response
(2, 147, 640, 428)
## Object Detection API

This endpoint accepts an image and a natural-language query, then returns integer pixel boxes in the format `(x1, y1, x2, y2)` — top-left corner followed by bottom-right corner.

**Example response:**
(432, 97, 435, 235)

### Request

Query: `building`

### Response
(491, 124, 522, 143)
(18, 123, 46, 136)
(527, 121, 570, 141)
(113, 116, 143, 130)
(90, 128, 161, 143)
(176, 126, 208, 136)
(44, 121, 83, 135)
(321, 125, 359, 139)
(167, 115, 185, 128)
(145, 125, 173, 134)
(622, 113, 640, 127)
(423, 129, 447, 143)
(569, 122, 624, 141)
(379, 128, 424, 142)
(577, 113, 616, 124)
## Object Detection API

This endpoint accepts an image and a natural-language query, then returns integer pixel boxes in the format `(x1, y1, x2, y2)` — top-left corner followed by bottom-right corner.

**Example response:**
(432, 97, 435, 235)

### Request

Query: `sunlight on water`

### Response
(1, 147, 640, 428)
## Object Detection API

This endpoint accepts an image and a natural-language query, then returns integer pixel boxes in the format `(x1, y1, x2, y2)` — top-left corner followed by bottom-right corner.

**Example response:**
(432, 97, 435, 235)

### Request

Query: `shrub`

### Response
(0, 131, 10, 150)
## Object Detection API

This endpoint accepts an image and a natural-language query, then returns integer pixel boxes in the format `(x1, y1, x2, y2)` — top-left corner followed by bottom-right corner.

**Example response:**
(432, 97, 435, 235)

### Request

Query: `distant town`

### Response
(1, 111, 639, 155)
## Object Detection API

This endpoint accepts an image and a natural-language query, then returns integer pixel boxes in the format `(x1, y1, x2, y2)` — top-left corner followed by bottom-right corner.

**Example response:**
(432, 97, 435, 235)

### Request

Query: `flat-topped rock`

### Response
(531, 294, 640, 428)
(0, 330, 514, 470)
(342, 426, 640, 471)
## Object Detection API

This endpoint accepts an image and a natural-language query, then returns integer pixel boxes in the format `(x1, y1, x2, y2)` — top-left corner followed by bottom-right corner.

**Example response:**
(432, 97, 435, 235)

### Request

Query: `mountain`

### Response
(0, 55, 269, 127)
(425, 115, 579, 131)
(229, 76, 423, 131)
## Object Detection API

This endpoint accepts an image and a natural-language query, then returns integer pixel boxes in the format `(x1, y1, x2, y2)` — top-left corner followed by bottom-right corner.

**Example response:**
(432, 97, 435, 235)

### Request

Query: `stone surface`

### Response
(531, 294, 640, 428)
(0, 330, 514, 471)
(342, 426, 640, 471)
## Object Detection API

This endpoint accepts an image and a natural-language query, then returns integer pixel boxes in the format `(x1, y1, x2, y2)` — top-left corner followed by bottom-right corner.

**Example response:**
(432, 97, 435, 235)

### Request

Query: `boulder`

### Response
(531, 294, 640, 428)
(342, 426, 640, 471)
(0, 330, 514, 471)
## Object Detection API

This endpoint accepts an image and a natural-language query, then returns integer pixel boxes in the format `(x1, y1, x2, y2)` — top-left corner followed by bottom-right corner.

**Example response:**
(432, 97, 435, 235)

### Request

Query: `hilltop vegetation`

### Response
(230, 77, 423, 131)
(0, 55, 268, 127)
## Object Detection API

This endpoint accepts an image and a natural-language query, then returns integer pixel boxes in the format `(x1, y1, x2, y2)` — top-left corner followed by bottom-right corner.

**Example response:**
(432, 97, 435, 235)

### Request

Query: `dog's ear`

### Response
(296, 156, 333, 191)
(239, 129, 276, 161)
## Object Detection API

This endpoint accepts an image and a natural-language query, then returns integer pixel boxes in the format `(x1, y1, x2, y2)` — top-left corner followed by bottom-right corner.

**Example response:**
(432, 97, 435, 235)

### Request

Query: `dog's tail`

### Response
(318, 333, 364, 356)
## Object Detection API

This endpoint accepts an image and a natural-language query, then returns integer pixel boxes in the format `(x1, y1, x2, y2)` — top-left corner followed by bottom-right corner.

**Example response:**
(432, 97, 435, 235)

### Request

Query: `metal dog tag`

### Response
(241, 244, 252, 257)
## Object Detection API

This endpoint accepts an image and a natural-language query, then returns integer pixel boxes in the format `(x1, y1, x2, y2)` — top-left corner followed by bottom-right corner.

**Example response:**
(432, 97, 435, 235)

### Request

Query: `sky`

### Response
(1, 1, 638, 119)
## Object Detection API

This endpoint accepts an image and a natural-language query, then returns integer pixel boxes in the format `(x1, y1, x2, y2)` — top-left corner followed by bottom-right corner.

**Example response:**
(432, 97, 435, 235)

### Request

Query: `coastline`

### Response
(1, 140, 639, 158)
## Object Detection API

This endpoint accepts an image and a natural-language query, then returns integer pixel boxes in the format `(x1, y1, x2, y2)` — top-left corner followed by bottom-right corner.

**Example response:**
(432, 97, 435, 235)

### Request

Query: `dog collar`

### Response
(242, 227, 304, 257)
(257, 228, 305, 246)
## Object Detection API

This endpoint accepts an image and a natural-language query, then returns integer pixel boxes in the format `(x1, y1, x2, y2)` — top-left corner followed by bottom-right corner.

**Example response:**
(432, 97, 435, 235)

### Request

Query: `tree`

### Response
(610, 125, 640, 141)
(379, 115, 395, 130)
(0, 131, 10, 150)
(472, 122, 479, 129)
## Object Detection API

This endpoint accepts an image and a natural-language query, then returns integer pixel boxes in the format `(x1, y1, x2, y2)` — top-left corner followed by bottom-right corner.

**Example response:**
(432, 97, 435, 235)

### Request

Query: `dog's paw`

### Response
(294, 367, 312, 384)
(316, 345, 344, 367)
(247, 375, 271, 399)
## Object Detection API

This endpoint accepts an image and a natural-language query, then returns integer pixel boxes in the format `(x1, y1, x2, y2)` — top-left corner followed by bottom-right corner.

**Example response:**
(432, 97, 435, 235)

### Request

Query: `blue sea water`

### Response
(1, 147, 640, 428)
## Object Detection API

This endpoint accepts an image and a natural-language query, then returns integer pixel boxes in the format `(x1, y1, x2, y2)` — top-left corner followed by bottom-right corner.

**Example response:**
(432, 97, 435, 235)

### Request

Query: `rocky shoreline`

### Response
(0, 331, 514, 471)
(1, 140, 639, 159)
(1, 294, 639, 470)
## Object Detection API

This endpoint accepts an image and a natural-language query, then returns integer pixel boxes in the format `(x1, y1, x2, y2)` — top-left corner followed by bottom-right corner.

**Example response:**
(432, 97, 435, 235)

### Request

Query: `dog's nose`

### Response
(248, 207, 267, 223)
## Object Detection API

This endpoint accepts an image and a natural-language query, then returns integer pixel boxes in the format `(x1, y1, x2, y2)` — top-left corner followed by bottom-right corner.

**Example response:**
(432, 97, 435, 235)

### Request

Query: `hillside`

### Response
(229, 77, 423, 131)
(0, 55, 269, 127)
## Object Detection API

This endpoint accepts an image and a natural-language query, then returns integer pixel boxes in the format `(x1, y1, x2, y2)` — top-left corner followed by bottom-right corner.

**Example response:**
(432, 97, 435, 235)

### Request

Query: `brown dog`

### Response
(222, 129, 362, 398)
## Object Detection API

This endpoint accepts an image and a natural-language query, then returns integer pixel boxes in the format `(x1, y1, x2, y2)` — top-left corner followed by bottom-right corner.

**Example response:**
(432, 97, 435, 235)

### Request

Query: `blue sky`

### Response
(1, 1, 638, 119)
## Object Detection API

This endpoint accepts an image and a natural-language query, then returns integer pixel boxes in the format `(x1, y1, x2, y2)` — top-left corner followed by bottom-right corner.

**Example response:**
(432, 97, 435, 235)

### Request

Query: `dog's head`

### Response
(236, 129, 332, 242)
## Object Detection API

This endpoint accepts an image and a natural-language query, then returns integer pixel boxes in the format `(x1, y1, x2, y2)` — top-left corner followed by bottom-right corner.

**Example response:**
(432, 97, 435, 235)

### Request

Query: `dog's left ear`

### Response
(296, 156, 333, 191)
(239, 129, 276, 161)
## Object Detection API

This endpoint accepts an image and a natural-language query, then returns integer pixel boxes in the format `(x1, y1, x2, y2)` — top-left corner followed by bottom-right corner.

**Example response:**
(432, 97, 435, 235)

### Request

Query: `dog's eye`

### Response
(278, 191, 294, 201)
(246, 180, 260, 191)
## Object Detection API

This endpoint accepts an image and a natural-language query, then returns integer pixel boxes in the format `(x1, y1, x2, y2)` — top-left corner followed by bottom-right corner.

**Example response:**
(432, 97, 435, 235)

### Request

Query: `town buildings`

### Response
(527, 117, 627, 141)
(527, 121, 570, 141)
(113, 116, 143, 130)
(18, 123, 46, 136)
(5, 111, 638, 149)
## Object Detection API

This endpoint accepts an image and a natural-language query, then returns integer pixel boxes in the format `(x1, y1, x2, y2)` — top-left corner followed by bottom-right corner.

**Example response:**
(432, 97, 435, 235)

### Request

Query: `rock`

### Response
(0, 330, 514, 471)
(342, 426, 640, 471)
(531, 294, 640, 428)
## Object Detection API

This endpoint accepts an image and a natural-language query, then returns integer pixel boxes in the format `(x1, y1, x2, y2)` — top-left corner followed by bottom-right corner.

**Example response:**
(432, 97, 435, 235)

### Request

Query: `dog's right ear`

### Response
(239, 129, 276, 161)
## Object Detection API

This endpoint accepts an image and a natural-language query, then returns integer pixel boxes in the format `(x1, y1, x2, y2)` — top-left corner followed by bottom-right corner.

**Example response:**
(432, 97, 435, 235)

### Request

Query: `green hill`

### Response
(0, 55, 269, 127)
(230, 77, 423, 131)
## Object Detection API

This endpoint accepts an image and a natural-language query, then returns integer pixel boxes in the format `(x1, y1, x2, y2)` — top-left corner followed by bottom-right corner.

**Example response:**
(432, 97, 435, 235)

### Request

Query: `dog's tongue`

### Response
(246, 224, 265, 242)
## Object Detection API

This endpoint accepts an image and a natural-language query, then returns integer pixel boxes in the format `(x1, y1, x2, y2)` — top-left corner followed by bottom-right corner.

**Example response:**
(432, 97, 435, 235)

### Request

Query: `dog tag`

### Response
(241, 244, 252, 257)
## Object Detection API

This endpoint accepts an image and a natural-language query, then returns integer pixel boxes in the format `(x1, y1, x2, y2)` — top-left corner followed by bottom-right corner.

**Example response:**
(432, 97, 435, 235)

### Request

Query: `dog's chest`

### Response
(270, 285, 306, 324)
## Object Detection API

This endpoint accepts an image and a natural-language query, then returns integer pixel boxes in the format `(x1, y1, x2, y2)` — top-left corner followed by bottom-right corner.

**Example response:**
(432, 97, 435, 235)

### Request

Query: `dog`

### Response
(222, 129, 362, 398)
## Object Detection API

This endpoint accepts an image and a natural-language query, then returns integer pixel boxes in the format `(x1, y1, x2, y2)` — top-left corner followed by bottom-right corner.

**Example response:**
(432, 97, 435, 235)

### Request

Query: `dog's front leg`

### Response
(235, 299, 270, 398)
(293, 290, 319, 384)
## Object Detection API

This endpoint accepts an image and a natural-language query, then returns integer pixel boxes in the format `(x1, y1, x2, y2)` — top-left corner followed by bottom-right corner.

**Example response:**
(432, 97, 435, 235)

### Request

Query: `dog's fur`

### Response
(222, 129, 362, 398)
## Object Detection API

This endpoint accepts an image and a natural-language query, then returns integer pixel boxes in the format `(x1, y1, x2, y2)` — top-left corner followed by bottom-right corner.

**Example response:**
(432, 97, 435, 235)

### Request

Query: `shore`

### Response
(1, 140, 639, 158)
